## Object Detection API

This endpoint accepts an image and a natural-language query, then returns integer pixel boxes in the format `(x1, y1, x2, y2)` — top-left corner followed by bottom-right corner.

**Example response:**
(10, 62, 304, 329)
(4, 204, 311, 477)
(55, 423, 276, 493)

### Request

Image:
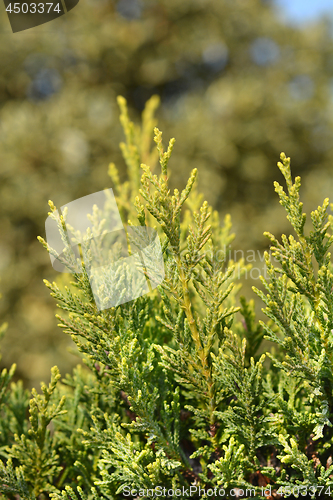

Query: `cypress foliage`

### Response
(0, 98, 333, 500)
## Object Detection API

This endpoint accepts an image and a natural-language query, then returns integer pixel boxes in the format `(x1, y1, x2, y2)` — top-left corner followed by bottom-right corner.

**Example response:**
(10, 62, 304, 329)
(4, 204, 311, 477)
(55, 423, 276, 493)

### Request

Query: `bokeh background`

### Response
(0, 0, 333, 388)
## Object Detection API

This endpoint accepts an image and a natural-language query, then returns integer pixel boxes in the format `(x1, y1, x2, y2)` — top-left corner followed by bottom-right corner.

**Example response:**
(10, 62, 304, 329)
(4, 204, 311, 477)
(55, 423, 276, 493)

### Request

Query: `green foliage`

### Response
(1, 98, 333, 500)
(253, 153, 333, 443)
(1, 0, 333, 387)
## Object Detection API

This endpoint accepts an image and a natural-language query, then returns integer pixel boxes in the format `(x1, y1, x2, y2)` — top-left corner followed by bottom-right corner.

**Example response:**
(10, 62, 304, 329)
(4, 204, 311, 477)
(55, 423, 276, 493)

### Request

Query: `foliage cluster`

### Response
(0, 98, 333, 500)
(1, 0, 333, 384)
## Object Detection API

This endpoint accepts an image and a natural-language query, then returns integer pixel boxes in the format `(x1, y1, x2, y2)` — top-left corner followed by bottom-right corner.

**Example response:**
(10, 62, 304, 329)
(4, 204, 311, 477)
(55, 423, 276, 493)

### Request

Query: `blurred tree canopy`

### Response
(0, 0, 333, 386)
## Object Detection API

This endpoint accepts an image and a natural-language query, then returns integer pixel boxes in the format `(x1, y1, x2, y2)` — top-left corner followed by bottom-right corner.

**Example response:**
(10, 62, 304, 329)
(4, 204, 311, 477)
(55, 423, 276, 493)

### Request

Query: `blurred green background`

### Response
(0, 0, 333, 388)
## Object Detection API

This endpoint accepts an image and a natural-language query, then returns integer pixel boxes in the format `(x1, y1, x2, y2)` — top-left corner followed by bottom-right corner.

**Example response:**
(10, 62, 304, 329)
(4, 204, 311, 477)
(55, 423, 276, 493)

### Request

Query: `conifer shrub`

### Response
(0, 97, 333, 500)
(2, 0, 333, 387)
